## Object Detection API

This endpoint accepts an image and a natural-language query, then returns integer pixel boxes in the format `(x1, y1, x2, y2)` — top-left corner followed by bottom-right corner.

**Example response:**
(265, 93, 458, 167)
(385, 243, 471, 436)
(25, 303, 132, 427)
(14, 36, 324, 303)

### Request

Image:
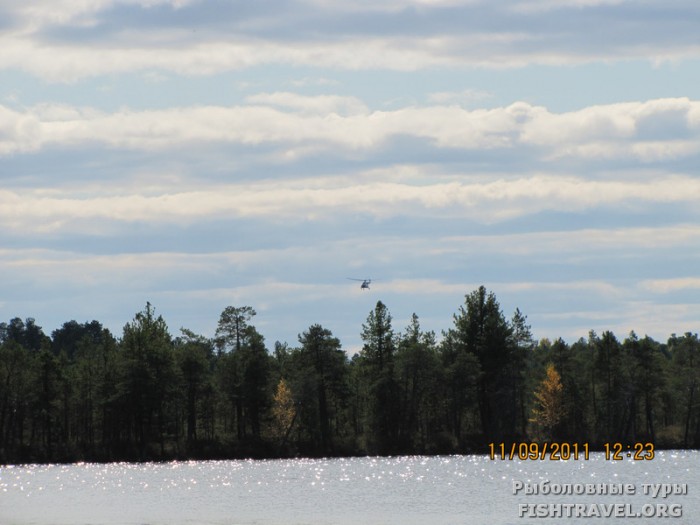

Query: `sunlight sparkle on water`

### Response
(1, 453, 699, 525)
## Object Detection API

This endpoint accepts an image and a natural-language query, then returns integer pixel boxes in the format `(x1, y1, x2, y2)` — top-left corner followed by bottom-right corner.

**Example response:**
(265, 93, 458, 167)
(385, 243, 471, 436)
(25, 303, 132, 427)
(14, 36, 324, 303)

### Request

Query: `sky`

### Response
(1, 0, 700, 353)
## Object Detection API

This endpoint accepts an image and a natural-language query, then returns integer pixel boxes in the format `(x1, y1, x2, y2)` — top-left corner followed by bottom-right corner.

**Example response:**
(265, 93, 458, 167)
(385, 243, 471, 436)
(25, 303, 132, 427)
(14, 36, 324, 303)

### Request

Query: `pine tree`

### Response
(116, 302, 176, 459)
(450, 286, 513, 440)
(359, 301, 399, 454)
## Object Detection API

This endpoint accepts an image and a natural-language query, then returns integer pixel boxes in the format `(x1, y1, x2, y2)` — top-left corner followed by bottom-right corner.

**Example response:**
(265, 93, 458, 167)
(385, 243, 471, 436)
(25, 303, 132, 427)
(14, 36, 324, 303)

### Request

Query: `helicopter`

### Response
(347, 278, 375, 290)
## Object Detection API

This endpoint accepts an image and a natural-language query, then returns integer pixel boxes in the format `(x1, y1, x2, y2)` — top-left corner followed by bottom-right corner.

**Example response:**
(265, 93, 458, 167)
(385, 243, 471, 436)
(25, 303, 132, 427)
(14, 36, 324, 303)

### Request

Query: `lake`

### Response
(1, 451, 698, 524)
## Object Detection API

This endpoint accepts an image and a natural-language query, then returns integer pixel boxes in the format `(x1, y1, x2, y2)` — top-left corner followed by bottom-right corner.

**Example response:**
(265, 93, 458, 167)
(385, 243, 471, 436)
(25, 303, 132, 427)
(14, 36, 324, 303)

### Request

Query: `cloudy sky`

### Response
(2, 0, 700, 352)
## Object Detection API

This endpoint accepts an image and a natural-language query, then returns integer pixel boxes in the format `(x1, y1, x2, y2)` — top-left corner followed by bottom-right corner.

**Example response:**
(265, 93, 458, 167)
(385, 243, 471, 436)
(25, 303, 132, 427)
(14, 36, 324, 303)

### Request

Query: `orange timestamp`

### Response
(488, 442, 656, 460)
(488, 442, 590, 460)
(603, 442, 655, 461)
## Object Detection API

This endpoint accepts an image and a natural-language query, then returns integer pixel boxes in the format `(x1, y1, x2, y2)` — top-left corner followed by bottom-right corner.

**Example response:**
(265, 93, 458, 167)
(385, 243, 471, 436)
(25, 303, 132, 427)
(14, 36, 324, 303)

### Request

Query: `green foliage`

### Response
(292, 324, 348, 454)
(395, 314, 442, 452)
(174, 329, 214, 445)
(0, 340, 34, 462)
(215, 306, 256, 354)
(449, 286, 517, 440)
(358, 302, 400, 454)
(0, 289, 694, 464)
(668, 333, 700, 447)
(115, 302, 177, 458)
(214, 306, 271, 444)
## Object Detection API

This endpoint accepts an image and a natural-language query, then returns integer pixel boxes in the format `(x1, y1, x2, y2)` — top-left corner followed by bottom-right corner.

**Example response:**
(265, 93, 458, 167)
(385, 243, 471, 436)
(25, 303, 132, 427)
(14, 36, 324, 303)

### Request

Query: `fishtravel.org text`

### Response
(514, 481, 688, 519)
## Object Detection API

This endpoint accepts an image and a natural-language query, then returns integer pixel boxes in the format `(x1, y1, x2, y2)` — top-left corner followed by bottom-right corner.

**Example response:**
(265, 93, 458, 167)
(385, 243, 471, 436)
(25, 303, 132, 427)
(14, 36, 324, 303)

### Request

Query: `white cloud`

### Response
(518, 102, 637, 145)
(2, 98, 699, 164)
(288, 77, 340, 88)
(380, 279, 468, 295)
(0, 35, 462, 82)
(640, 278, 700, 294)
(589, 301, 700, 341)
(298, 0, 480, 12)
(245, 92, 368, 116)
(499, 279, 624, 297)
(427, 89, 493, 106)
(9, 0, 196, 26)
(1, 0, 698, 352)
(2, 172, 700, 234)
(510, 0, 629, 13)
(437, 225, 700, 260)
(1, 1, 699, 81)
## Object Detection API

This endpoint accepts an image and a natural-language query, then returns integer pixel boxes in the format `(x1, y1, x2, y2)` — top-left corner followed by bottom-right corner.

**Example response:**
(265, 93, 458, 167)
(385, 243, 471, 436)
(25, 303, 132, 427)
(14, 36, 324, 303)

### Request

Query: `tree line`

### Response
(0, 286, 698, 464)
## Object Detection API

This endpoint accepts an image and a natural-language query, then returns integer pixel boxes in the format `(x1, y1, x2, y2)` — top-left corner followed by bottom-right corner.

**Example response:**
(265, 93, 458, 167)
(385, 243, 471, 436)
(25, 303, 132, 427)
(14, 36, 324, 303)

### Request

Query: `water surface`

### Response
(1, 452, 698, 524)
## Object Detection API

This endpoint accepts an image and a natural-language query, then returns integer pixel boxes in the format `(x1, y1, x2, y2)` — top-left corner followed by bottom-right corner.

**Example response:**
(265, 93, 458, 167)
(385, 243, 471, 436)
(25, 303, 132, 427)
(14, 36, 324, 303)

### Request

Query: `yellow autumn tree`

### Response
(530, 363, 566, 440)
(271, 378, 296, 442)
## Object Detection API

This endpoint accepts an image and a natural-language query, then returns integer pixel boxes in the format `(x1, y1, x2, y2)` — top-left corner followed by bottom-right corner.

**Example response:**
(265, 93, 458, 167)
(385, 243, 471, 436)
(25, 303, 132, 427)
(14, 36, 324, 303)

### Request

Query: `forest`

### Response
(0, 285, 699, 465)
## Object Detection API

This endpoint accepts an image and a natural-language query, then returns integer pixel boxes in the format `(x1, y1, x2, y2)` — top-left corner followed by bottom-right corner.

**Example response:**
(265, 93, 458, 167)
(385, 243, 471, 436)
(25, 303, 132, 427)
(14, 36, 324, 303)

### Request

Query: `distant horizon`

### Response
(4, 288, 695, 355)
